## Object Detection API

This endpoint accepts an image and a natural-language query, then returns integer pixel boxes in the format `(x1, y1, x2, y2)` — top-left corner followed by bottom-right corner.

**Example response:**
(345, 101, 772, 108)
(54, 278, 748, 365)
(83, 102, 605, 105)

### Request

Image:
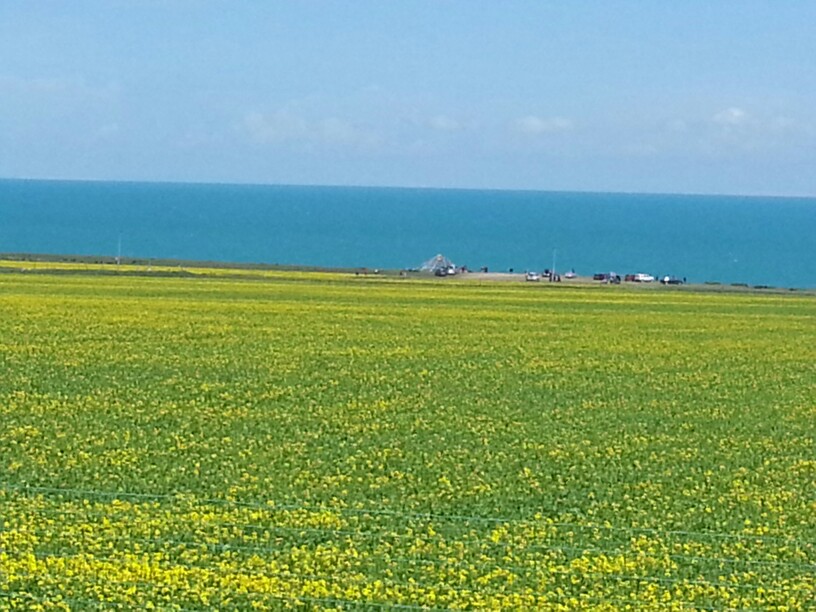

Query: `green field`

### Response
(1, 270, 814, 610)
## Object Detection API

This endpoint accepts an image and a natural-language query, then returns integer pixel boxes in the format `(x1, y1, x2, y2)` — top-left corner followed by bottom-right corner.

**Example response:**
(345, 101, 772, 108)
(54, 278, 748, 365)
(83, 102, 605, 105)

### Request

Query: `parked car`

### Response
(595, 272, 621, 284)
(634, 273, 655, 283)
(526, 271, 541, 282)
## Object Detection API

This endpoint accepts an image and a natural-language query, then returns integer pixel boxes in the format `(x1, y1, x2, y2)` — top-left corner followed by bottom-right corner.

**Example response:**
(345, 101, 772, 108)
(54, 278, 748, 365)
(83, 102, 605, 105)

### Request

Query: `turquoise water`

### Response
(1, 179, 814, 288)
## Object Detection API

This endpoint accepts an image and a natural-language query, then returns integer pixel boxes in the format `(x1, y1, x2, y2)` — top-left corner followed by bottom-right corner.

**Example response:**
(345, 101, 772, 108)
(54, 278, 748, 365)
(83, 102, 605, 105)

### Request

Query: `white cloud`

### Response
(242, 111, 380, 150)
(712, 107, 750, 126)
(243, 111, 308, 144)
(609, 106, 807, 160)
(689, 106, 807, 156)
(512, 115, 573, 135)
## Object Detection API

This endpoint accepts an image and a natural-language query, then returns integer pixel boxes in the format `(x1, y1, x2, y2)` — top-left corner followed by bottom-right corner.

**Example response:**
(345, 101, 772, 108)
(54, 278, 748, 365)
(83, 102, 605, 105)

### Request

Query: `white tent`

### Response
(420, 254, 456, 274)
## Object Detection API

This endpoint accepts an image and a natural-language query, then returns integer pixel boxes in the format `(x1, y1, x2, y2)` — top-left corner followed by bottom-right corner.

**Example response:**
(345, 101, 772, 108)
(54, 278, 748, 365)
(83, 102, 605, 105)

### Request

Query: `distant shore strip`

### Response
(0, 252, 811, 295)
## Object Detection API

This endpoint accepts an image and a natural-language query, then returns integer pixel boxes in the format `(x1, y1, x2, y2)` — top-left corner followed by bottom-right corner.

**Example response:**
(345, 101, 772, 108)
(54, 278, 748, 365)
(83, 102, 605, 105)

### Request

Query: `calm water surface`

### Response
(1, 179, 814, 288)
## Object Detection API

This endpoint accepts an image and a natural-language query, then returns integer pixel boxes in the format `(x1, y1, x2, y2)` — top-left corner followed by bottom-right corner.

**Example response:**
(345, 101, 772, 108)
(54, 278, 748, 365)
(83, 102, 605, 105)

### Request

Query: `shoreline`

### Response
(1, 251, 812, 296)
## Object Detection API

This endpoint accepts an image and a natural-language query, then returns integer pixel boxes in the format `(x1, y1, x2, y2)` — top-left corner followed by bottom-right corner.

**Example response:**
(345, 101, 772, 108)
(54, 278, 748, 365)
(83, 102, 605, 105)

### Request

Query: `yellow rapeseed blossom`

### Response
(1, 271, 814, 609)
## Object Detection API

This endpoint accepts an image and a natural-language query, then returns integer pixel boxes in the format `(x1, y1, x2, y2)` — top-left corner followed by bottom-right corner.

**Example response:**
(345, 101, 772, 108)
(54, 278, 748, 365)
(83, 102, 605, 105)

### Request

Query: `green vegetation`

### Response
(1, 270, 814, 609)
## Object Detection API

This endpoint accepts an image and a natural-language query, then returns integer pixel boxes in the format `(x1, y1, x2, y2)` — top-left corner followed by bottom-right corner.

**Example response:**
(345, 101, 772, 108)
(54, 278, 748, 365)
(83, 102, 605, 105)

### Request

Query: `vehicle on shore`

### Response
(626, 273, 655, 283)
(594, 272, 621, 284)
(434, 266, 457, 277)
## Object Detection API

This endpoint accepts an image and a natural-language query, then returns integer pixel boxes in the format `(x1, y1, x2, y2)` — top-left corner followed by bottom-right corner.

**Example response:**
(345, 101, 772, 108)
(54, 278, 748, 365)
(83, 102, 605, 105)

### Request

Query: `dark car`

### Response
(594, 272, 621, 284)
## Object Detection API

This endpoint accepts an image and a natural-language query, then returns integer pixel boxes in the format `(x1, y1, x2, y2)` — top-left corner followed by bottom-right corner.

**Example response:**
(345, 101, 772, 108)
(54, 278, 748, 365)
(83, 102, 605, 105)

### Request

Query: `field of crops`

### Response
(1, 269, 814, 610)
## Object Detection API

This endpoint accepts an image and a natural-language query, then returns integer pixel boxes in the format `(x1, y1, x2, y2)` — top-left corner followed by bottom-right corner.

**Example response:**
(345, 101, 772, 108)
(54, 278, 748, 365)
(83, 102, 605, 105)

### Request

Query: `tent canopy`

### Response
(420, 254, 455, 272)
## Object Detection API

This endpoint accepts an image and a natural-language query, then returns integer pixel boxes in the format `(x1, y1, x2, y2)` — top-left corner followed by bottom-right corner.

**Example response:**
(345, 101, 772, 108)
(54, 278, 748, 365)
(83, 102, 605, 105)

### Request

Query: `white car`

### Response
(525, 272, 541, 282)
(634, 273, 655, 283)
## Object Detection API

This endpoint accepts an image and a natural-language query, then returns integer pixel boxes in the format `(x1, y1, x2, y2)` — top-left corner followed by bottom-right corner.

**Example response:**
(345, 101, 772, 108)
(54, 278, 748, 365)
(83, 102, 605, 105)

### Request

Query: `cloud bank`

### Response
(242, 110, 381, 151)
(512, 115, 574, 135)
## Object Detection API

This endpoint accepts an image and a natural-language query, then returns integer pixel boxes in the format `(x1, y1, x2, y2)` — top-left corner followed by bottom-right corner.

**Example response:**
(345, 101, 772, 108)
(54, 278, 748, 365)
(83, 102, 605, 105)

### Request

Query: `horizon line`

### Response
(1, 174, 815, 201)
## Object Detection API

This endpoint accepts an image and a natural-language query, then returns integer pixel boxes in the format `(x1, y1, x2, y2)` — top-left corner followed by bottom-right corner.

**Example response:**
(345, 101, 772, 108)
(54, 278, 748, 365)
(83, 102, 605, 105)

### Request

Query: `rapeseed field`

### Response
(1, 271, 814, 610)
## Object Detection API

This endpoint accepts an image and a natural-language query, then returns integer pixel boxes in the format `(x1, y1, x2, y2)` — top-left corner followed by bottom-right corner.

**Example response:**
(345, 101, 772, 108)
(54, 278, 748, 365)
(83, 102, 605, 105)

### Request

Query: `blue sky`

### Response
(1, 1, 815, 196)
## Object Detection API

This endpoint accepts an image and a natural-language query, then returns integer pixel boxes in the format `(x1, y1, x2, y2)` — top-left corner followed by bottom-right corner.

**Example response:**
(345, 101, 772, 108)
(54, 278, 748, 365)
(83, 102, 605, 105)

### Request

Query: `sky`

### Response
(1, 1, 815, 196)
